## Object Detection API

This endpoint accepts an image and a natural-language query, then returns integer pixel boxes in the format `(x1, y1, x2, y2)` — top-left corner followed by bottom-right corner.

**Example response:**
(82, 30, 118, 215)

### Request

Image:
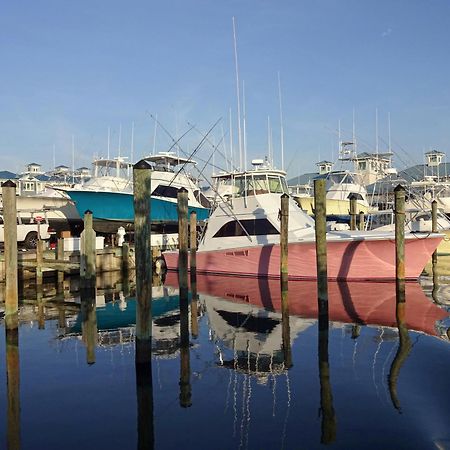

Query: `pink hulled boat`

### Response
(163, 160, 442, 281)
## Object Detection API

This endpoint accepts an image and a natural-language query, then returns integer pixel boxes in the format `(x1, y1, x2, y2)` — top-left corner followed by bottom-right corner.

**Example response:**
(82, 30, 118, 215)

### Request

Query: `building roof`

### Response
(425, 149, 445, 156)
(0, 170, 17, 179)
(287, 172, 318, 186)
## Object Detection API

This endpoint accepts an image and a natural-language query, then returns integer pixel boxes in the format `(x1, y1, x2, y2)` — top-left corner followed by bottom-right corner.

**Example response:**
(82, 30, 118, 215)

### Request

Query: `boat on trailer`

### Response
(163, 159, 442, 281)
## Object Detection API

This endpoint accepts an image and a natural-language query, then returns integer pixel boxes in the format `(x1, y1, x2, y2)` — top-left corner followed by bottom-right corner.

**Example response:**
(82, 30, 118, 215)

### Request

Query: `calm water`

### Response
(1, 269, 450, 450)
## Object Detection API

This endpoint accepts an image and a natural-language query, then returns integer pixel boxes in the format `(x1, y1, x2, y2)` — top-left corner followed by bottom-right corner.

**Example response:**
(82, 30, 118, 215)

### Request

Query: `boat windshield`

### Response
(233, 174, 288, 197)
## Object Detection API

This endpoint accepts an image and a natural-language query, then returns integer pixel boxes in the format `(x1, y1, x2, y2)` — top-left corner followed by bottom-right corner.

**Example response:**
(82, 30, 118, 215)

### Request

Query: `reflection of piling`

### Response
(432, 200, 438, 264)
(280, 194, 289, 277)
(6, 327, 20, 450)
(81, 288, 97, 365)
(394, 185, 405, 282)
(133, 160, 153, 364)
(37, 287, 45, 329)
(359, 211, 365, 231)
(349, 193, 357, 231)
(136, 362, 154, 449)
(122, 241, 130, 278)
(179, 279, 192, 408)
(80, 211, 96, 290)
(314, 179, 328, 302)
(2, 180, 18, 331)
(318, 293, 336, 444)
(57, 238, 65, 289)
(281, 274, 292, 368)
(389, 280, 412, 412)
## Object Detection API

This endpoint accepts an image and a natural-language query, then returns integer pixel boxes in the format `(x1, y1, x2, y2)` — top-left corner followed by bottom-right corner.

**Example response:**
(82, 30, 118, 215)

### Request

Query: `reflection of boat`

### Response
(164, 159, 442, 280)
(62, 153, 210, 232)
(189, 274, 449, 338)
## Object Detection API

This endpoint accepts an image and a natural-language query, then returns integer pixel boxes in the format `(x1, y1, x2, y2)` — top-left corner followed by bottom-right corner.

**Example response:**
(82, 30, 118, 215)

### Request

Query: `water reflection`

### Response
(1, 269, 449, 449)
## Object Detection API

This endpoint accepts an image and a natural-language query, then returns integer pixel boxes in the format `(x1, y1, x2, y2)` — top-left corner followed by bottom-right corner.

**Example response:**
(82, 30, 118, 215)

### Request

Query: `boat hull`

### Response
(66, 190, 209, 223)
(164, 236, 442, 281)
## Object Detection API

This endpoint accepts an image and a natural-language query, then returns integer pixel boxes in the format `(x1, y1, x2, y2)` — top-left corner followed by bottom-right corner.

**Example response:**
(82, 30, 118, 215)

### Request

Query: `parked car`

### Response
(0, 213, 55, 249)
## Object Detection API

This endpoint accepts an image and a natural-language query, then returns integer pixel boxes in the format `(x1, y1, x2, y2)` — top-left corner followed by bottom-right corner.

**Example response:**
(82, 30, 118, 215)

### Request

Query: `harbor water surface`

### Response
(1, 267, 449, 449)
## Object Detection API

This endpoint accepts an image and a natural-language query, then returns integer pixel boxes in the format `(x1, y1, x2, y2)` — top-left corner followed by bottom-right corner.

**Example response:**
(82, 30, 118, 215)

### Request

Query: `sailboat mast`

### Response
(232, 16, 243, 170)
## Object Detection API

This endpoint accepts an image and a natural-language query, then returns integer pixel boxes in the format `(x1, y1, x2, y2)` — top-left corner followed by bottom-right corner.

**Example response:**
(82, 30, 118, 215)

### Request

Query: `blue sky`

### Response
(1, 0, 450, 178)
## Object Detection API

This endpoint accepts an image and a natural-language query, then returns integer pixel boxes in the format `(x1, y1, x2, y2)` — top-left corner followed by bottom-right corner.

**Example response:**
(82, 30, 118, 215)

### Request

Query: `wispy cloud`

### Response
(381, 28, 392, 38)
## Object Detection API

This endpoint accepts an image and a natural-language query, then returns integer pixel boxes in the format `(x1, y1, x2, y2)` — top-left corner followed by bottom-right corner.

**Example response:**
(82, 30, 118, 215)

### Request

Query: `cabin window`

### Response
(253, 175, 269, 194)
(358, 161, 367, 170)
(152, 184, 179, 199)
(213, 218, 279, 238)
(233, 177, 246, 198)
(268, 176, 284, 193)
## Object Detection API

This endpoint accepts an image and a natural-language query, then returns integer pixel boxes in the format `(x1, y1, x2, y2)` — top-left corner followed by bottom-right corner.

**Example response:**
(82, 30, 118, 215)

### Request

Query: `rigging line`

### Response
(147, 110, 230, 174)
(188, 121, 238, 172)
(166, 117, 223, 188)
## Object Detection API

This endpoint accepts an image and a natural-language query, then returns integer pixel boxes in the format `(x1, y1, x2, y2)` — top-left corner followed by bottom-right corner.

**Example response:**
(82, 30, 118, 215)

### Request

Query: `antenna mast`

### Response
(229, 108, 234, 170)
(243, 79, 247, 171)
(278, 71, 285, 170)
(118, 123, 122, 158)
(388, 112, 391, 152)
(152, 113, 158, 155)
(131, 121, 134, 163)
(107, 127, 111, 159)
(375, 108, 379, 154)
(232, 16, 243, 170)
(71, 135, 75, 184)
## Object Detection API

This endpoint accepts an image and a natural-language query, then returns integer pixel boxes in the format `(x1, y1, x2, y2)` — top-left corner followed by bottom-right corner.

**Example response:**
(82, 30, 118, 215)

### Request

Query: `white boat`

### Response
(62, 152, 210, 233)
(164, 159, 442, 281)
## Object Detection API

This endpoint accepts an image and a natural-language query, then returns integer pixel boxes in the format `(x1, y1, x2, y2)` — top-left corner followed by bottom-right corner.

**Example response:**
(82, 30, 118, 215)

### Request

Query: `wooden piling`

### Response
(359, 211, 365, 231)
(133, 160, 153, 364)
(36, 239, 44, 286)
(280, 193, 289, 277)
(2, 180, 18, 330)
(190, 211, 197, 282)
(178, 188, 189, 289)
(432, 199, 438, 264)
(122, 241, 130, 278)
(349, 193, 357, 231)
(314, 179, 328, 302)
(394, 185, 405, 282)
(80, 211, 96, 289)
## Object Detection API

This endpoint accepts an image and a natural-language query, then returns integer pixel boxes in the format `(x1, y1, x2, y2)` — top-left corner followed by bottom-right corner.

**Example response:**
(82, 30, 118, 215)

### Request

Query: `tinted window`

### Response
(152, 184, 179, 199)
(213, 218, 279, 237)
(347, 193, 364, 200)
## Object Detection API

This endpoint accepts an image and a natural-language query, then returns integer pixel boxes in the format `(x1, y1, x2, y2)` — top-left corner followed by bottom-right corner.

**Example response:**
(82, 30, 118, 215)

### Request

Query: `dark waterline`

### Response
(1, 271, 450, 450)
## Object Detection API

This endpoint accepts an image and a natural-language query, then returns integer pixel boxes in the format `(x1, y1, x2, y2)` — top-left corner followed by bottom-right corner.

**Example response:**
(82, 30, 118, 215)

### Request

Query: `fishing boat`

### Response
(163, 159, 442, 281)
(62, 152, 210, 233)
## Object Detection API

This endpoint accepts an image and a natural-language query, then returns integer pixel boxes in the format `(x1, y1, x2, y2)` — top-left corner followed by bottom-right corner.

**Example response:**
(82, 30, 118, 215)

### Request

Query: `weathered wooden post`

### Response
(190, 211, 199, 338)
(178, 188, 189, 290)
(6, 324, 20, 450)
(2, 180, 18, 332)
(432, 199, 438, 264)
(394, 185, 405, 282)
(80, 210, 96, 290)
(133, 160, 153, 364)
(280, 193, 289, 278)
(314, 179, 328, 303)
(359, 211, 365, 231)
(178, 188, 191, 406)
(122, 241, 130, 278)
(57, 238, 65, 288)
(349, 193, 357, 231)
(36, 239, 44, 286)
